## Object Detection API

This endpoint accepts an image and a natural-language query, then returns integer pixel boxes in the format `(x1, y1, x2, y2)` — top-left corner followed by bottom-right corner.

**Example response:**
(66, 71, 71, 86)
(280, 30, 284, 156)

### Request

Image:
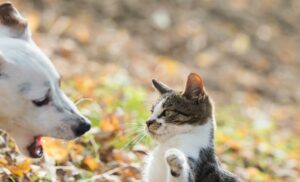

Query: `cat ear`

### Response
(152, 79, 172, 94)
(183, 73, 205, 100)
(0, 2, 30, 40)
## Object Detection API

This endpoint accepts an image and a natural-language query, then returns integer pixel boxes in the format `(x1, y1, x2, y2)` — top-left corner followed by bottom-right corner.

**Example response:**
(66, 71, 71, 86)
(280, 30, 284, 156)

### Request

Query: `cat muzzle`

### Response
(146, 120, 162, 133)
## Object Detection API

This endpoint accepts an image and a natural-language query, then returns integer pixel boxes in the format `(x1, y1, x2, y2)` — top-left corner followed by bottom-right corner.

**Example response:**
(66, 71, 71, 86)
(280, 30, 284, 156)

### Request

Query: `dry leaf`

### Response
(8, 159, 31, 177)
(75, 77, 96, 95)
(157, 56, 179, 75)
(113, 150, 131, 163)
(25, 11, 40, 33)
(68, 142, 84, 159)
(0, 157, 8, 166)
(74, 25, 91, 45)
(100, 114, 120, 132)
(43, 138, 68, 163)
(121, 166, 141, 179)
(82, 156, 99, 171)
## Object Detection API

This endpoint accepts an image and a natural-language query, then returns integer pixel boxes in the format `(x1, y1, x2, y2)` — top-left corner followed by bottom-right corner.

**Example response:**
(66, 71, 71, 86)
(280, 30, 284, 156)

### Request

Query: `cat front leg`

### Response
(165, 148, 191, 182)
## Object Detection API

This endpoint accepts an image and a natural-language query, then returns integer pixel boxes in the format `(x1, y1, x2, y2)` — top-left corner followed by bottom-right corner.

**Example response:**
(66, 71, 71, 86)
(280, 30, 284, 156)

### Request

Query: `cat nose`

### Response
(146, 119, 156, 127)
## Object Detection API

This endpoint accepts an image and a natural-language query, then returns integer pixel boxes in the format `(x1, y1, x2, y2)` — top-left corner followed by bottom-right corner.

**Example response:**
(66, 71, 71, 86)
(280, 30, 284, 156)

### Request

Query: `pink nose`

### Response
(146, 119, 155, 127)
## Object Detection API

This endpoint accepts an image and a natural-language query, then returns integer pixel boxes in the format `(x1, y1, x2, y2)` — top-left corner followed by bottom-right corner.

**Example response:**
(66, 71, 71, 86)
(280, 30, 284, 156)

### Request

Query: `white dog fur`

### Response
(0, 2, 90, 158)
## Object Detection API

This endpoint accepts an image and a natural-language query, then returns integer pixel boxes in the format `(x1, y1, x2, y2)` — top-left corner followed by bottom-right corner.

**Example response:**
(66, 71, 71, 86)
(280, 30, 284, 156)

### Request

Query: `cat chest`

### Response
(146, 149, 168, 182)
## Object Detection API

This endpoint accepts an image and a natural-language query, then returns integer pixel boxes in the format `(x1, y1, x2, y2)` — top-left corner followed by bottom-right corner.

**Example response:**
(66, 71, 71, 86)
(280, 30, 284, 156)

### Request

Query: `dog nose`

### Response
(146, 119, 156, 127)
(74, 122, 91, 136)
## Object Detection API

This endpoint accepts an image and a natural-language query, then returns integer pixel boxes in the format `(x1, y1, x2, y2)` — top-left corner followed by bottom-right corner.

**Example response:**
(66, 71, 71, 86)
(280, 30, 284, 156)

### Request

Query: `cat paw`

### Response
(165, 148, 185, 177)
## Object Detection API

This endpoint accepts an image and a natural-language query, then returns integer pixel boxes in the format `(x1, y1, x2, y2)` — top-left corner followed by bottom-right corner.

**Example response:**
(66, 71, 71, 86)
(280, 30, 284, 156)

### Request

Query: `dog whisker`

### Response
(74, 97, 95, 105)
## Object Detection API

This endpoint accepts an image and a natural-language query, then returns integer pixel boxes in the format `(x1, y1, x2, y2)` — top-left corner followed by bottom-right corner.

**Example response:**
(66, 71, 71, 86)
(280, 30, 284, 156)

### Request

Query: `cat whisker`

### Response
(121, 134, 141, 150)
(132, 134, 146, 146)
(123, 123, 145, 136)
(121, 133, 146, 150)
(122, 130, 145, 143)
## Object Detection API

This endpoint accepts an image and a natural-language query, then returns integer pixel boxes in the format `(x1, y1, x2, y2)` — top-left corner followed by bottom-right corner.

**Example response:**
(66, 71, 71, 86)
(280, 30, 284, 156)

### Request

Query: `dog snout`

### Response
(73, 121, 91, 136)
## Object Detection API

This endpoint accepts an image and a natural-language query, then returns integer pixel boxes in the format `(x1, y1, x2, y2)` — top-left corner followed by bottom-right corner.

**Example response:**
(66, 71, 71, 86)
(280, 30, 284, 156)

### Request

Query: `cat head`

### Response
(145, 73, 213, 142)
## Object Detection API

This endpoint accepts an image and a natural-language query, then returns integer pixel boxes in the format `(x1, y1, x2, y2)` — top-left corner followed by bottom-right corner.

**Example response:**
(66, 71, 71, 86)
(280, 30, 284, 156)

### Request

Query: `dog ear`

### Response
(183, 73, 205, 100)
(152, 79, 172, 94)
(0, 2, 30, 40)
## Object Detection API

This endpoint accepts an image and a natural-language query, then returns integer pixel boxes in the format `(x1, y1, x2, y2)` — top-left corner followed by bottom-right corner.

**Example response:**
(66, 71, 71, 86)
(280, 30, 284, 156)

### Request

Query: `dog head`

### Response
(0, 2, 91, 158)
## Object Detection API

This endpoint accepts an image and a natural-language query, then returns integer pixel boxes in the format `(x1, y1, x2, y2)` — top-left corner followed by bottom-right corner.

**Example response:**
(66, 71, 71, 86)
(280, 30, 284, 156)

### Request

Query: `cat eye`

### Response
(164, 110, 176, 117)
(158, 110, 176, 118)
(32, 89, 51, 107)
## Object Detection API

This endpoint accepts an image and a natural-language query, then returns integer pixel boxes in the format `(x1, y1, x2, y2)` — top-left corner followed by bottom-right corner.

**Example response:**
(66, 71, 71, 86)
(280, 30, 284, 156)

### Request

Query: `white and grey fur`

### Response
(0, 2, 90, 157)
(144, 73, 241, 182)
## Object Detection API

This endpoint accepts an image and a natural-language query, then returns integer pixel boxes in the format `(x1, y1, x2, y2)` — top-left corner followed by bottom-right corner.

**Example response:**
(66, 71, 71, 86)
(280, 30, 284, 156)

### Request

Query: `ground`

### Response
(0, 0, 299, 181)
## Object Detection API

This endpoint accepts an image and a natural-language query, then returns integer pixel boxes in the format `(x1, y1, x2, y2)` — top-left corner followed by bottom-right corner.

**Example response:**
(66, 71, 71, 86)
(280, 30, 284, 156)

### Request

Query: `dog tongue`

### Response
(27, 136, 43, 158)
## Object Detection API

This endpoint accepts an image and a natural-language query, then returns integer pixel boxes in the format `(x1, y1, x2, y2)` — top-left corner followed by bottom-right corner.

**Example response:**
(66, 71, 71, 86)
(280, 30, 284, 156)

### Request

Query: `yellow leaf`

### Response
(246, 167, 260, 176)
(82, 156, 99, 171)
(196, 52, 217, 68)
(102, 95, 115, 106)
(74, 25, 91, 45)
(25, 11, 40, 33)
(288, 151, 300, 160)
(0, 157, 7, 166)
(75, 77, 96, 95)
(121, 166, 141, 179)
(158, 56, 179, 75)
(232, 33, 250, 55)
(68, 142, 84, 155)
(43, 138, 68, 163)
(100, 114, 120, 132)
(8, 159, 31, 177)
(228, 141, 241, 152)
(113, 150, 131, 163)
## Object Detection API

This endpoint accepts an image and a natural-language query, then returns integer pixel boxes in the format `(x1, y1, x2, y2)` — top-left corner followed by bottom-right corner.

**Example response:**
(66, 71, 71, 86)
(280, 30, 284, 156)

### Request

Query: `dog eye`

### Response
(32, 90, 51, 107)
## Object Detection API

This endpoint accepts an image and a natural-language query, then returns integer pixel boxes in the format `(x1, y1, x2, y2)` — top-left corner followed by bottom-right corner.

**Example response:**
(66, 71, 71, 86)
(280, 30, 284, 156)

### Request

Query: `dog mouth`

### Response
(27, 136, 43, 158)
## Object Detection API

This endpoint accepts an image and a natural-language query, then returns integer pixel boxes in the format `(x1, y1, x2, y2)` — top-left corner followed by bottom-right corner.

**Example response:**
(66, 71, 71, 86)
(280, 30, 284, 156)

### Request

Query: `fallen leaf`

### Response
(121, 166, 141, 179)
(82, 156, 99, 171)
(100, 114, 120, 132)
(43, 138, 68, 163)
(75, 77, 96, 96)
(8, 159, 31, 177)
(0, 157, 8, 166)
(113, 150, 131, 163)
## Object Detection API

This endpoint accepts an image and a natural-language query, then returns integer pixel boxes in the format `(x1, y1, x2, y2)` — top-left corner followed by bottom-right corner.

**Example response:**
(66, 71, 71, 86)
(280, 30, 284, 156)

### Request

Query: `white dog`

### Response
(0, 2, 91, 158)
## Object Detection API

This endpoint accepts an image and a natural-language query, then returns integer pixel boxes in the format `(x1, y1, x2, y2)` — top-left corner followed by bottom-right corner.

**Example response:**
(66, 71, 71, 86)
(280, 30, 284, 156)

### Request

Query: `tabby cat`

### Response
(144, 73, 242, 182)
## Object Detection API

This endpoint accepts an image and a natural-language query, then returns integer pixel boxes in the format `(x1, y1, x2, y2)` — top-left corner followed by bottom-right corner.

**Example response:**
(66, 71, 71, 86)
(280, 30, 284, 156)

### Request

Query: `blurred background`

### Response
(0, 0, 299, 181)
